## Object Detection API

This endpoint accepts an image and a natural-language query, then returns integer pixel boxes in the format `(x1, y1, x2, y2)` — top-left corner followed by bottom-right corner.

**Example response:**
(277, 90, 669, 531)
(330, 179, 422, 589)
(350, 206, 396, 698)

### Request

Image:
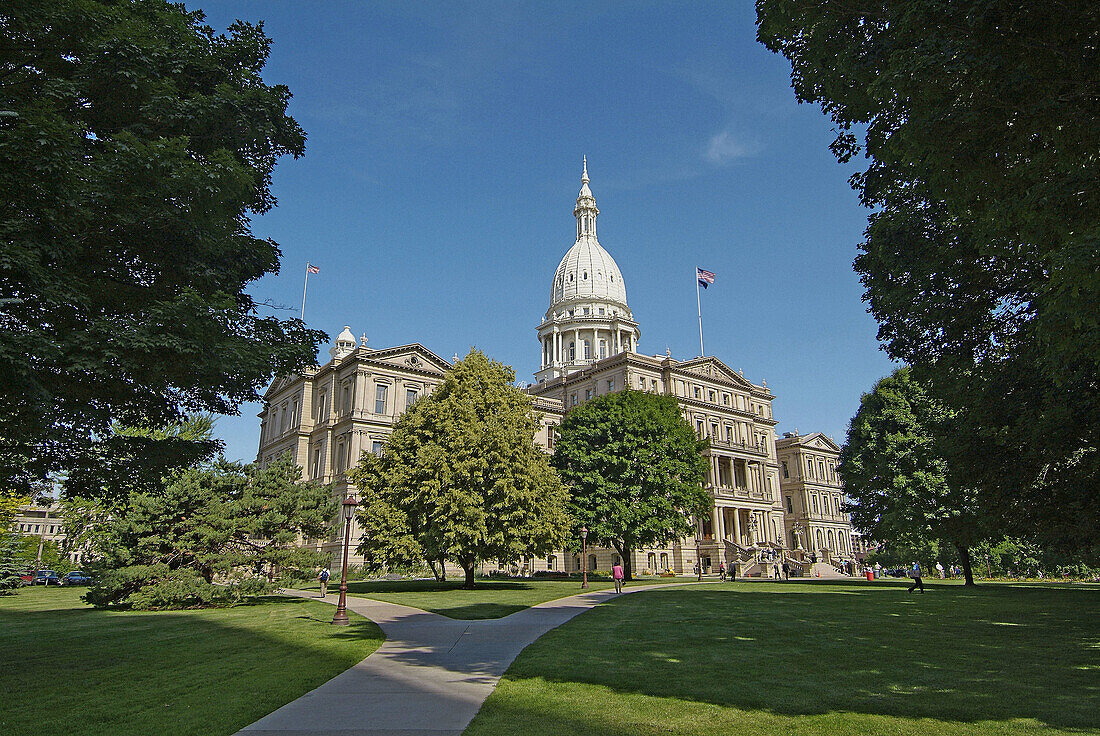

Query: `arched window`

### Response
(583, 340, 591, 359)
(660, 552, 669, 570)
(816, 529, 824, 549)
(647, 552, 657, 571)
(547, 555, 557, 571)
(569, 273, 574, 282)
(828, 529, 836, 550)
(569, 342, 575, 361)
(589, 554, 598, 571)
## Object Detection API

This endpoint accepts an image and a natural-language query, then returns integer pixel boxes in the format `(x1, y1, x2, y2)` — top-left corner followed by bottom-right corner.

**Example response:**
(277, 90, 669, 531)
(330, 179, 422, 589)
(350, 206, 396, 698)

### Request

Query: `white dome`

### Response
(550, 237, 628, 307)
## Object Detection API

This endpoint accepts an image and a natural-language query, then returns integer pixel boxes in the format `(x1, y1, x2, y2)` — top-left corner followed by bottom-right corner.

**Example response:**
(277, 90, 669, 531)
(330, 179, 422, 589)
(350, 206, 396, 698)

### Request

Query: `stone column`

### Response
(733, 509, 742, 546)
(710, 505, 720, 542)
(574, 328, 580, 362)
(716, 506, 726, 541)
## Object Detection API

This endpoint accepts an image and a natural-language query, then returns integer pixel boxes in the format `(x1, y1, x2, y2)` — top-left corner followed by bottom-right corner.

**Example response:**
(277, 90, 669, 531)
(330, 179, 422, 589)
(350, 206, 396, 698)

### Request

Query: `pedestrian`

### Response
(907, 561, 924, 593)
(611, 561, 625, 594)
(781, 562, 790, 580)
(718, 561, 726, 581)
(318, 567, 330, 598)
(936, 562, 945, 579)
(773, 563, 780, 579)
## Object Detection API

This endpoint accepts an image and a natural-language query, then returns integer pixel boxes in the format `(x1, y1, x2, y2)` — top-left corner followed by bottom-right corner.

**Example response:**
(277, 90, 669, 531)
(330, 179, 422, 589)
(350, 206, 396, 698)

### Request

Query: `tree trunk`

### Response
(427, 559, 445, 582)
(613, 542, 633, 581)
(956, 543, 976, 586)
(461, 558, 476, 589)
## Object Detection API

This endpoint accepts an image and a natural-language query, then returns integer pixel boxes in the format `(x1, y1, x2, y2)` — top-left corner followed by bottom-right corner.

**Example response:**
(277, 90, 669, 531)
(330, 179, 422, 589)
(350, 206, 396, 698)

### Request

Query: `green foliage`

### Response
(0, 533, 22, 592)
(349, 349, 570, 588)
(0, 494, 28, 530)
(85, 452, 334, 609)
(839, 368, 982, 583)
(756, 1, 1100, 552)
(0, 0, 326, 496)
(12, 535, 75, 574)
(552, 390, 710, 580)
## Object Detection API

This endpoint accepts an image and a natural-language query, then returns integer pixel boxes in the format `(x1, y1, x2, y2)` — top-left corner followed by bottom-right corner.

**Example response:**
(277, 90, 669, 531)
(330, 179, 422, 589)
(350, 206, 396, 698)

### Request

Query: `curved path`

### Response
(236, 580, 704, 736)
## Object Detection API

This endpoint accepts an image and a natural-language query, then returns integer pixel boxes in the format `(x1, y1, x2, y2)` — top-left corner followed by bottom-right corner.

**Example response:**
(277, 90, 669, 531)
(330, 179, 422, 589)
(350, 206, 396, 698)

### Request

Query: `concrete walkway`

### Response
(235, 581, 703, 736)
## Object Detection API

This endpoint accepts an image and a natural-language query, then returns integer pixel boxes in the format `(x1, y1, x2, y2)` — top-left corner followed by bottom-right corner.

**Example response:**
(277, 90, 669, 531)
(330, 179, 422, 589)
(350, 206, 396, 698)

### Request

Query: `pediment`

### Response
(264, 374, 297, 399)
(366, 344, 451, 375)
(676, 357, 756, 389)
(802, 432, 841, 452)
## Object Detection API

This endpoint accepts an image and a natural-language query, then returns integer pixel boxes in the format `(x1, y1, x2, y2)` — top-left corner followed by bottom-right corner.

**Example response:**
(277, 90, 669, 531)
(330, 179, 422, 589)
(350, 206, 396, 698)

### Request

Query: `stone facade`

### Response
(775, 432, 854, 562)
(11, 503, 85, 564)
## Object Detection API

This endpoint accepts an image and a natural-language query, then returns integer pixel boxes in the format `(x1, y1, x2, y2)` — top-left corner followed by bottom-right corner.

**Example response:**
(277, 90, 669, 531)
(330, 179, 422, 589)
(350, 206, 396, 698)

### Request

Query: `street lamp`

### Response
(331, 494, 359, 626)
(697, 520, 704, 581)
(580, 526, 589, 589)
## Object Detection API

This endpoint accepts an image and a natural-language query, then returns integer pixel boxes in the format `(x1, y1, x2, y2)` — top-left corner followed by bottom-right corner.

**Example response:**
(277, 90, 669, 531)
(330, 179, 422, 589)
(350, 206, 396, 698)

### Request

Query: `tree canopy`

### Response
(757, 1, 1099, 550)
(552, 390, 710, 580)
(0, 0, 325, 495)
(349, 350, 570, 588)
(83, 452, 333, 609)
(839, 368, 982, 584)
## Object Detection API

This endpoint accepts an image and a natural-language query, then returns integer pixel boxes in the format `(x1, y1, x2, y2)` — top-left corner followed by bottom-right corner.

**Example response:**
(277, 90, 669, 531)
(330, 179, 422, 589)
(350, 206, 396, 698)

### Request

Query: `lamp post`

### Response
(580, 526, 589, 589)
(331, 494, 359, 626)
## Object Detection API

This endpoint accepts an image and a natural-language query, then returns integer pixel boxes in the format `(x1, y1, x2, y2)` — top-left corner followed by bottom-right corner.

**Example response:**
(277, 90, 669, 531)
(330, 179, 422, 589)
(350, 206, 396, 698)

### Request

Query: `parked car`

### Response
(31, 570, 61, 585)
(61, 571, 92, 586)
(18, 571, 34, 586)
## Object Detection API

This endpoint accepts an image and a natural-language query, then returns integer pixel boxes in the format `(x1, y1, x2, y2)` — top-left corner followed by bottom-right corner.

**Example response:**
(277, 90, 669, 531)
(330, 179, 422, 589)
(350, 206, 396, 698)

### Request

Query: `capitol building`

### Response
(257, 161, 856, 577)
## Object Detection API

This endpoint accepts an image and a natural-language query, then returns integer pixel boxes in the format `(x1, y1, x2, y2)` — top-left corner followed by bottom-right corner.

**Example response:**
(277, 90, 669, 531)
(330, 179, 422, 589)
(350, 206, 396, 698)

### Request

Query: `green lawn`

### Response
(465, 579, 1100, 736)
(0, 587, 383, 736)
(332, 576, 670, 619)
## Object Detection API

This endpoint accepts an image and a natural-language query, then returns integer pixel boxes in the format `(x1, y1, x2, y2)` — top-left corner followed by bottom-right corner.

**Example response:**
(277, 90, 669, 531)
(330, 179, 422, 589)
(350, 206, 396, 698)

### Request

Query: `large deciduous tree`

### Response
(84, 452, 333, 609)
(840, 368, 982, 585)
(349, 350, 570, 588)
(0, 1, 325, 495)
(756, 1, 1100, 551)
(552, 390, 710, 581)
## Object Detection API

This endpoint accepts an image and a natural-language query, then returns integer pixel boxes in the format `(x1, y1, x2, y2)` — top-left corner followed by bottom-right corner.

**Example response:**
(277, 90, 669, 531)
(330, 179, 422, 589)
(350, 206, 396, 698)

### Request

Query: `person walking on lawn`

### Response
(318, 567, 330, 598)
(718, 561, 726, 581)
(907, 561, 924, 593)
(611, 562, 625, 593)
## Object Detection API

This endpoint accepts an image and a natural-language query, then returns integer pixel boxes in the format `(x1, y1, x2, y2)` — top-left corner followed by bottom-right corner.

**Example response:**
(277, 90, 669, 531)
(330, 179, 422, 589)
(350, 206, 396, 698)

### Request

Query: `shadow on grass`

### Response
(485, 581, 1100, 731)
(342, 579, 539, 595)
(0, 591, 383, 736)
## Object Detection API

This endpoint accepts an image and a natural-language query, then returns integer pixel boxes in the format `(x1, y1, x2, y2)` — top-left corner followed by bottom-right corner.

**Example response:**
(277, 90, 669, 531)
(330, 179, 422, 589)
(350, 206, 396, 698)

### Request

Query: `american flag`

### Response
(306, 263, 320, 274)
(697, 267, 715, 288)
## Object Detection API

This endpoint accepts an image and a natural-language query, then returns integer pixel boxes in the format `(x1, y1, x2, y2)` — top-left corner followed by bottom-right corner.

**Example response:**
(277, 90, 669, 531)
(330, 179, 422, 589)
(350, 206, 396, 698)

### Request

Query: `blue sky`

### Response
(198, 1, 896, 462)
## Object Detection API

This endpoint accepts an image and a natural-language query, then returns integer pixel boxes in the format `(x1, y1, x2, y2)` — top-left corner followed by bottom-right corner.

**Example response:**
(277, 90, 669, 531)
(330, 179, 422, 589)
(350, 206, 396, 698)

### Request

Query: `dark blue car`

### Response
(61, 571, 92, 586)
(32, 570, 60, 585)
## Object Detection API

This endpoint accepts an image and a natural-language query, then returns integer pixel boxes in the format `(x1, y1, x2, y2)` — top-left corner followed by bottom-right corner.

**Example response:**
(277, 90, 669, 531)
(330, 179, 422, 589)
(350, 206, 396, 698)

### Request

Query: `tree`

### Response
(552, 390, 710, 581)
(839, 368, 983, 585)
(0, 533, 22, 593)
(84, 453, 333, 609)
(756, 1, 1100, 552)
(349, 350, 570, 588)
(0, 0, 326, 495)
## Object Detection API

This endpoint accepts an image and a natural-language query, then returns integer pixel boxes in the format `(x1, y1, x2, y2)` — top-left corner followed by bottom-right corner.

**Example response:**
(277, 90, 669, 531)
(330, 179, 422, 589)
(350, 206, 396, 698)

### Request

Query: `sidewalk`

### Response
(235, 580, 703, 736)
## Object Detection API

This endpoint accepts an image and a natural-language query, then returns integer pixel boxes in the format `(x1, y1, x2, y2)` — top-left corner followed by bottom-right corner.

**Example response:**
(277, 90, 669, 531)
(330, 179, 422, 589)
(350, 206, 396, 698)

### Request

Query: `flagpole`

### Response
(301, 262, 310, 322)
(696, 270, 705, 357)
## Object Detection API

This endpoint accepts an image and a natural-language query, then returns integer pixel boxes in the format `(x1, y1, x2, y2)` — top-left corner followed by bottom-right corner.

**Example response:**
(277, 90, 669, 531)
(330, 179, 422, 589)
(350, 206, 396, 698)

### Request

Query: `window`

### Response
(583, 307, 590, 315)
(709, 390, 716, 403)
(607, 379, 615, 391)
(723, 394, 730, 406)
(598, 307, 605, 315)
(639, 376, 646, 389)
(547, 555, 557, 571)
(583, 340, 591, 359)
(660, 552, 669, 570)
(569, 342, 576, 361)
(292, 399, 300, 427)
(342, 384, 351, 413)
(336, 439, 347, 473)
(547, 427, 555, 450)
(647, 552, 657, 571)
(371, 441, 384, 456)
(585, 389, 593, 401)
(694, 386, 701, 399)
(599, 339, 607, 358)
(651, 379, 658, 391)
(311, 448, 322, 479)
(317, 391, 327, 420)
(696, 420, 704, 436)
(375, 384, 388, 414)
(781, 461, 789, 479)
(588, 554, 598, 571)
(807, 458, 815, 478)
(571, 393, 578, 406)
(711, 423, 719, 438)
(819, 460, 826, 479)
(406, 388, 419, 408)
(786, 496, 793, 513)
(812, 495, 819, 513)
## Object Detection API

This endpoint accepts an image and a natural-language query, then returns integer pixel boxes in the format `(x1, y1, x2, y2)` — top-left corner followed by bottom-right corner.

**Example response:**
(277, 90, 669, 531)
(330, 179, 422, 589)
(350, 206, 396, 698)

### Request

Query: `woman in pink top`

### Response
(611, 562, 624, 593)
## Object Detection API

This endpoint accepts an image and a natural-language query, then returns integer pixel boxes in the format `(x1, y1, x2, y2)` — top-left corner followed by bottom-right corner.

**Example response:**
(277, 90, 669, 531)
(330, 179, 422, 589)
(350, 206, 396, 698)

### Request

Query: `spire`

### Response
(574, 156, 598, 240)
